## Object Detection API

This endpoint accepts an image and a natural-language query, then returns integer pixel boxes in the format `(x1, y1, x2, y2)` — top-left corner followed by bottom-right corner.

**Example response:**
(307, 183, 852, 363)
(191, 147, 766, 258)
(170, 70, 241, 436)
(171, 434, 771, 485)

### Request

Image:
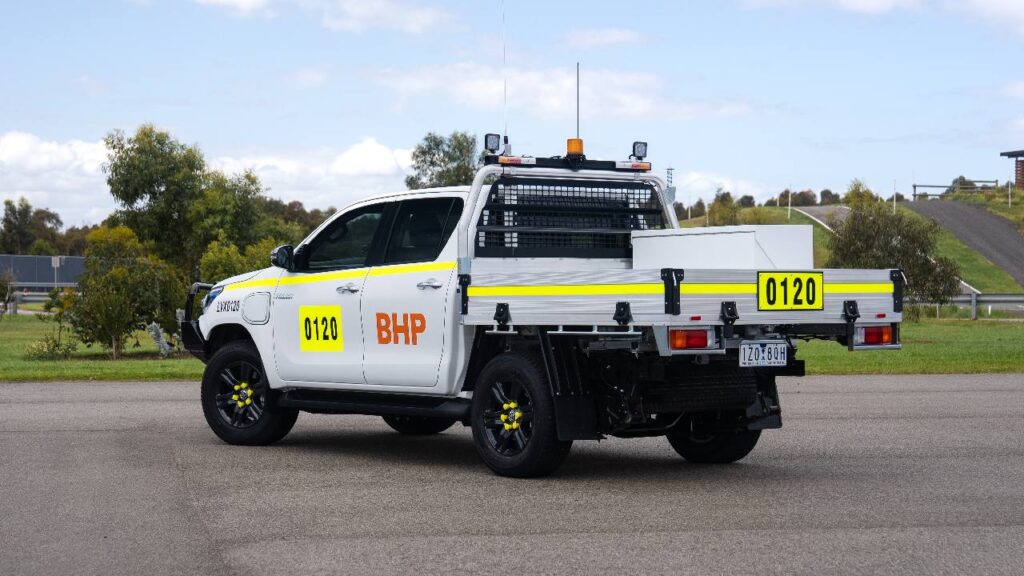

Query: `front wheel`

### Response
(666, 418, 760, 464)
(201, 341, 298, 446)
(470, 352, 571, 478)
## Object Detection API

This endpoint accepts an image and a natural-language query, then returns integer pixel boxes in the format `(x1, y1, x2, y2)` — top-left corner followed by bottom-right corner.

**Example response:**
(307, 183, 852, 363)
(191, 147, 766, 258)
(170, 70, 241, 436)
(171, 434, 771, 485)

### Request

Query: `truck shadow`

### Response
(279, 427, 805, 483)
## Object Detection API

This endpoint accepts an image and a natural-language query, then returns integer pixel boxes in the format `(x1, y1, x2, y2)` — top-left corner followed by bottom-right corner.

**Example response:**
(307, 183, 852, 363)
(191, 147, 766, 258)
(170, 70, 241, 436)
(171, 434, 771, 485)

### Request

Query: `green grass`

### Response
(0, 315, 204, 382)
(899, 206, 1024, 293)
(799, 319, 1024, 375)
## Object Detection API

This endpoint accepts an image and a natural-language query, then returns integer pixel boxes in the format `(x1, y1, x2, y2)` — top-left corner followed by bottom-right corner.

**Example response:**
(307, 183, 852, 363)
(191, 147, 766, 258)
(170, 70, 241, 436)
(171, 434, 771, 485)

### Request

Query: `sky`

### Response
(1, 0, 1023, 226)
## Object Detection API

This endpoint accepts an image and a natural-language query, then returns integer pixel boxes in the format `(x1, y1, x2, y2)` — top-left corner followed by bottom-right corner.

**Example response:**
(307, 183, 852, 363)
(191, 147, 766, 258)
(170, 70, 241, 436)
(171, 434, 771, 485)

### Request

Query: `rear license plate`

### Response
(739, 341, 788, 367)
(757, 271, 824, 311)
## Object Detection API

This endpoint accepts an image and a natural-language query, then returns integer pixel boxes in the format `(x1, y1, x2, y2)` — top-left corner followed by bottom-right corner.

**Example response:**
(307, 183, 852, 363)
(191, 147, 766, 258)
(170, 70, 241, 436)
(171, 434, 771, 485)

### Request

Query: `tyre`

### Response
(201, 340, 298, 446)
(666, 417, 760, 464)
(382, 415, 457, 435)
(470, 352, 572, 478)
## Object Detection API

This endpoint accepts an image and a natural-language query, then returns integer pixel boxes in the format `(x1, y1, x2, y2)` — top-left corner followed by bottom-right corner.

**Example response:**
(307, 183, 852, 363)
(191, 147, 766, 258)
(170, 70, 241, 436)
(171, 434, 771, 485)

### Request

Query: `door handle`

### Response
(417, 278, 444, 290)
(336, 283, 360, 294)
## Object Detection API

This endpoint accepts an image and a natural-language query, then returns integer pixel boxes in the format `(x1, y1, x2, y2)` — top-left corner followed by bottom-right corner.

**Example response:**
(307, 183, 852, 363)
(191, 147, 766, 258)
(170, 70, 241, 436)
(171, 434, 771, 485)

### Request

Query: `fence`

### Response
(0, 254, 84, 291)
(942, 293, 1024, 320)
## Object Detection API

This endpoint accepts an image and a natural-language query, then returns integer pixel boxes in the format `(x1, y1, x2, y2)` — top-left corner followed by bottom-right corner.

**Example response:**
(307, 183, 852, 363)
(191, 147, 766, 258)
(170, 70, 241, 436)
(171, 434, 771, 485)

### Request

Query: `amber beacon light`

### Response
(566, 138, 584, 156)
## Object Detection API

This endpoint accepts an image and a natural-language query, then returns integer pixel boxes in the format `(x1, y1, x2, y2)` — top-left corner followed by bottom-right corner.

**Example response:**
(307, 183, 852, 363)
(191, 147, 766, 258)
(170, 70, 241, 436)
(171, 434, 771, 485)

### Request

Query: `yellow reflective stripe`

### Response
(467, 284, 664, 297)
(680, 283, 757, 295)
(824, 283, 893, 294)
(279, 269, 368, 286)
(223, 278, 279, 291)
(368, 261, 456, 277)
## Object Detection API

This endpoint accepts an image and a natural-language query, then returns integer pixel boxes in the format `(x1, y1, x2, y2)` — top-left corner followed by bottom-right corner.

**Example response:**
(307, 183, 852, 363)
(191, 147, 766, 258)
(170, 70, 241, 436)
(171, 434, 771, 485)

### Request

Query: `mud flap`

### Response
(554, 396, 600, 440)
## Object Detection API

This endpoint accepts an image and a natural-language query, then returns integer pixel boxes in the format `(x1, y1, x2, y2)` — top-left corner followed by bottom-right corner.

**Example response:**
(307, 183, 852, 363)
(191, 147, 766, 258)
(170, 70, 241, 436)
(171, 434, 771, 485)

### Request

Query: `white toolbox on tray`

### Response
(631, 225, 813, 270)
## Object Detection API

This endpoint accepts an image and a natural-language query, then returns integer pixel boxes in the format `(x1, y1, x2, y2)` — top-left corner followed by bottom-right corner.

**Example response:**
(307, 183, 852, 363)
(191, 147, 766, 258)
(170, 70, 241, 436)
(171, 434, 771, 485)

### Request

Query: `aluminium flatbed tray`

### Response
(461, 266, 902, 328)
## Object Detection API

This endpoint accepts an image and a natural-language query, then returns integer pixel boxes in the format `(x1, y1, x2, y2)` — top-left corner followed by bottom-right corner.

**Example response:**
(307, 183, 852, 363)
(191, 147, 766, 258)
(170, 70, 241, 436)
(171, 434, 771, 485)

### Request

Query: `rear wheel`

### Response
(470, 352, 571, 478)
(201, 341, 298, 446)
(666, 417, 760, 464)
(382, 415, 457, 435)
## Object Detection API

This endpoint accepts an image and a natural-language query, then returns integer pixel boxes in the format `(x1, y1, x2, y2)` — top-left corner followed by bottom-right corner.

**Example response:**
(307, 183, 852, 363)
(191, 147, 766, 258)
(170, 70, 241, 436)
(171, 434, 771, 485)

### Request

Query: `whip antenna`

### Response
(501, 0, 508, 149)
(576, 62, 580, 138)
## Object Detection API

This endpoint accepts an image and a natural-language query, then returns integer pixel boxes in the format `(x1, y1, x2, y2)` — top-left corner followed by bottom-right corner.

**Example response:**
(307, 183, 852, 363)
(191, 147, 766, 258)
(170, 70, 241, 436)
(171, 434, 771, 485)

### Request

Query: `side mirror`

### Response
(270, 245, 294, 271)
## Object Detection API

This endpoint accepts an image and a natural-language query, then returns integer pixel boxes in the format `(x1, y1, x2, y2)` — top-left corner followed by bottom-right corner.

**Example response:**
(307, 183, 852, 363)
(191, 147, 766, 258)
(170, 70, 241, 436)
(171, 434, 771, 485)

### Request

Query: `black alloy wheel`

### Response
(479, 376, 535, 456)
(470, 352, 571, 478)
(213, 359, 267, 429)
(201, 341, 298, 446)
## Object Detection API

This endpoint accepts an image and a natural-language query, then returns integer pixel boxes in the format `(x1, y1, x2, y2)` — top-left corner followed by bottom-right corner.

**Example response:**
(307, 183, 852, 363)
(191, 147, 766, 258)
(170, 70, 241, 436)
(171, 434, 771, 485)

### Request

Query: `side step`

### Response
(277, 389, 471, 421)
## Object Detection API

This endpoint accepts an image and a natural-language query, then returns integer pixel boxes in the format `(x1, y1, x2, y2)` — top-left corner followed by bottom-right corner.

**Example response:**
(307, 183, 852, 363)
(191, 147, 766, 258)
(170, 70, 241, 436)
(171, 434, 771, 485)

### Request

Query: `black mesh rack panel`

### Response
(475, 177, 666, 258)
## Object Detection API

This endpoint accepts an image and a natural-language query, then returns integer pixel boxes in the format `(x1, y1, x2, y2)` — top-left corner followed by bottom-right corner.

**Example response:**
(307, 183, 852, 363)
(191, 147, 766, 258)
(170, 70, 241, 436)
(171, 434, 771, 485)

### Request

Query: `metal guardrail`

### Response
(924, 293, 1024, 320)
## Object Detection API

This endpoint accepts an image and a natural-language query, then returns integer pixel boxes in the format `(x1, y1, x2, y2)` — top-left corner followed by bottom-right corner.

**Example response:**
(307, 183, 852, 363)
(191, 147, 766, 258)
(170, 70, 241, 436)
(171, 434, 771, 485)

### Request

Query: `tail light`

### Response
(670, 328, 715, 350)
(855, 325, 893, 346)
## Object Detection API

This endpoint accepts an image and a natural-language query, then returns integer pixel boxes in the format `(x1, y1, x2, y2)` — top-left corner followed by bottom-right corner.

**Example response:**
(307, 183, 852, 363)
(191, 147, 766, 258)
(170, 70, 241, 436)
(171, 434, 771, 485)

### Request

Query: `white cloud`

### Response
(376, 63, 750, 120)
(1003, 81, 1024, 99)
(0, 132, 111, 225)
(195, 0, 273, 17)
(209, 137, 413, 211)
(194, 0, 448, 32)
(0, 132, 413, 225)
(674, 171, 769, 205)
(744, 0, 920, 13)
(950, 0, 1024, 36)
(749, 0, 1024, 34)
(563, 28, 643, 49)
(298, 0, 447, 33)
(285, 66, 329, 89)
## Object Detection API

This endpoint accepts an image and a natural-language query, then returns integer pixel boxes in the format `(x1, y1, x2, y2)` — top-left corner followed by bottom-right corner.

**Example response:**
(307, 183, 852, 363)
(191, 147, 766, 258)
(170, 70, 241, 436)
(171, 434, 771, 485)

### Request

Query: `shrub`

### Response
(24, 333, 78, 360)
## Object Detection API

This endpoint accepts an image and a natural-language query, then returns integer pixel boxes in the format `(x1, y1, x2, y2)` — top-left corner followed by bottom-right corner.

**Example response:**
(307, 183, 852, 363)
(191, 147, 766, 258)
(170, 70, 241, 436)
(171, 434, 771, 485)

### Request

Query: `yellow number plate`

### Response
(757, 272, 824, 311)
(299, 305, 344, 353)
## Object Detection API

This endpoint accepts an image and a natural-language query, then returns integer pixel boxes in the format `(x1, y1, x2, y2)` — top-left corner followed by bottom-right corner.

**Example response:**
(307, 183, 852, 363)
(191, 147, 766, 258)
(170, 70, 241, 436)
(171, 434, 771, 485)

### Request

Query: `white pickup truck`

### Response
(182, 137, 903, 477)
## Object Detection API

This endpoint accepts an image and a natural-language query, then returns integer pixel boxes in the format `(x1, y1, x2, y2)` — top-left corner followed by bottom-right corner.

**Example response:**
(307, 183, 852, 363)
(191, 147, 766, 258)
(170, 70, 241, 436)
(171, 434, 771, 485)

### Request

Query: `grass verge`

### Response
(799, 319, 1024, 375)
(0, 315, 204, 382)
(2, 313, 1021, 381)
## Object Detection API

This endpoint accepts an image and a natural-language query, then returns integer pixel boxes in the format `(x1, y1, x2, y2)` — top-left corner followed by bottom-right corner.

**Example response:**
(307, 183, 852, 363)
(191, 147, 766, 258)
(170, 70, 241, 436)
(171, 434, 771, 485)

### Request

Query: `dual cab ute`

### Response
(182, 137, 902, 477)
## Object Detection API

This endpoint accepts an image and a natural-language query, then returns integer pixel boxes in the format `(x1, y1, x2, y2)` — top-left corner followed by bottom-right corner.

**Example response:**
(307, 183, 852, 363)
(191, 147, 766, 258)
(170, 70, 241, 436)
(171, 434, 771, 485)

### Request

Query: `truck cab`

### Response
(182, 137, 902, 478)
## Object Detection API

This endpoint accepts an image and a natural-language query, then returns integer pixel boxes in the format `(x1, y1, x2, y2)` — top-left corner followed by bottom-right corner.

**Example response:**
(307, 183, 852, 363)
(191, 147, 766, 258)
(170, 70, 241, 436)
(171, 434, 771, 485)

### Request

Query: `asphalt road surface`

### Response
(795, 205, 850, 230)
(905, 200, 1024, 287)
(3, 375, 1023, 576)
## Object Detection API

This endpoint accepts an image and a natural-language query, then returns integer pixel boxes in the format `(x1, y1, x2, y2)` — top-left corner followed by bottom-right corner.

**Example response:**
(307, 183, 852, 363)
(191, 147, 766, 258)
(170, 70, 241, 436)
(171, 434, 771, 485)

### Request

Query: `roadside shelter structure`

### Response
(1000, 150, 1024, 188)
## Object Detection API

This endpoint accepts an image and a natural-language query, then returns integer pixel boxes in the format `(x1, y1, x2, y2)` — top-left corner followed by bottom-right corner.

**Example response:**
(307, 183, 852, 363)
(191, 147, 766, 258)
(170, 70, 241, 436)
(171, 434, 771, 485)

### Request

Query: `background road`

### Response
(904, 200, 1024, 287)
(2, 375, 1023, 576)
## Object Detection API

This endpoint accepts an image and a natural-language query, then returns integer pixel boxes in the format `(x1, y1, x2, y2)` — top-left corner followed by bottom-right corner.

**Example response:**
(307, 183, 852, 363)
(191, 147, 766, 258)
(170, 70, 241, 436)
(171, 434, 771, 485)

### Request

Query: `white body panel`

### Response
(631, 226, 813, 270)
(272, 268, 369, 385)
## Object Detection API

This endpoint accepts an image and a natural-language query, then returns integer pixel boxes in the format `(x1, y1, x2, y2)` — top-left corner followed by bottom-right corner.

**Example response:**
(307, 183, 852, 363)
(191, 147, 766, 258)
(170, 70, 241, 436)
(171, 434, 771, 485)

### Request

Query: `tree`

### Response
(819, 189, 841, 205)
(69, 226, 184, 358)
(708, 189, 740, 226)
(842, 179, 879, 207)
(737, 195, 756, 208)
(1, 197, 34, 253)
(691, 199, 707, 218)
(405, 131, 480, 190)
(792, 189, 818, 206)
(826, 203, 960, 306)
(27, 239, 57, 256)
(199, 237, 281, 283)
(763, 197, 779, 207)
(30, 207, 62, 248)
(0, 270, 13, 320)
(104, 124, 206, 269)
